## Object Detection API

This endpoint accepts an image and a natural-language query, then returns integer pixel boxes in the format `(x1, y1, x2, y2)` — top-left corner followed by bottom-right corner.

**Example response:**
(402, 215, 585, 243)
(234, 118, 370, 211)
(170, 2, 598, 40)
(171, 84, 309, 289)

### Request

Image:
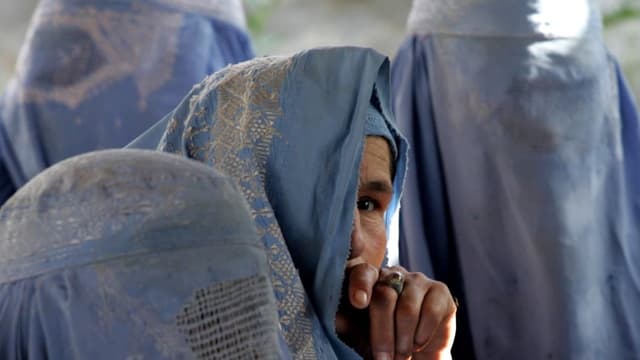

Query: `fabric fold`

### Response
(394, 0, 640, 358)
(130, 46, 409, 359)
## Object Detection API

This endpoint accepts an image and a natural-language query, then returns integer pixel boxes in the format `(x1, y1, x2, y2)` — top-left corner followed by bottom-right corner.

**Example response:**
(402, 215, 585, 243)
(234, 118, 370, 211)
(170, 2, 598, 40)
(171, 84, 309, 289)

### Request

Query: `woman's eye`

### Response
(357, 197, 378, 211)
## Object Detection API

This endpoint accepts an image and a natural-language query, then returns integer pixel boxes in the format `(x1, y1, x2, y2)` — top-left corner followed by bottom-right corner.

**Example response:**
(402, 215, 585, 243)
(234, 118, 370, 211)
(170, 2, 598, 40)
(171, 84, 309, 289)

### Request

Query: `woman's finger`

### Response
(369, 268, 406, 359)
(394, 271, 430, 359)
(347, 261, 380, 309)
(413, 310, 456, 360)
(370, 267, 400, 360)
(414, 281, 456, 352)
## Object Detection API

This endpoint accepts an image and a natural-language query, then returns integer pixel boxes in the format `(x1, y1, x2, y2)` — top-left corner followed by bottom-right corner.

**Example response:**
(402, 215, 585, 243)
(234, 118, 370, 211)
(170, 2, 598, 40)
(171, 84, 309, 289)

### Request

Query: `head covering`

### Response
(129, 46, 409, 359)
(393, 0, 640, 359)
(0, 0, 254, 205)
(0, 149, 284, 359)
(365, 102, 398, 160)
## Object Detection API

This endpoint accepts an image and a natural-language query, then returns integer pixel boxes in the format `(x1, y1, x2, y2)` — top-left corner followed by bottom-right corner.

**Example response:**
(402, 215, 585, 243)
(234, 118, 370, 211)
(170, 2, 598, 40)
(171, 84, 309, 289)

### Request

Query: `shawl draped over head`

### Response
(393, 0, 640, 359)
(0, 149, 284, 359)
(129, 46, 409, 359)
(0, 0, 254, 205)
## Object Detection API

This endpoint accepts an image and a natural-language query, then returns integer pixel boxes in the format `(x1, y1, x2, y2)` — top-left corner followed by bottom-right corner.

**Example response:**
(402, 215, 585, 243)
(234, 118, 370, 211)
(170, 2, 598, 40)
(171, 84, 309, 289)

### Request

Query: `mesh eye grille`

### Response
(176, 274, 279, 359)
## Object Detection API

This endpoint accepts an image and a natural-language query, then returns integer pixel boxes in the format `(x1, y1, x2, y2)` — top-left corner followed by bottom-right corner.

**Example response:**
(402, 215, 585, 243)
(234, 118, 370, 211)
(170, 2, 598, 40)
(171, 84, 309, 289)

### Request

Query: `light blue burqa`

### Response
(129, 47, 409, 359)
(0, 149, 284, 359)
(0, 0, 254, 205)
(393, 0, 640, 359)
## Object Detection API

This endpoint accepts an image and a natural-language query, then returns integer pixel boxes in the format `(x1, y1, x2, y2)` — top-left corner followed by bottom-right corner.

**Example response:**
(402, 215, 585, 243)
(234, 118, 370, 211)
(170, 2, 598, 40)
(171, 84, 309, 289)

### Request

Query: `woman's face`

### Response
(350, 136, 394, 267)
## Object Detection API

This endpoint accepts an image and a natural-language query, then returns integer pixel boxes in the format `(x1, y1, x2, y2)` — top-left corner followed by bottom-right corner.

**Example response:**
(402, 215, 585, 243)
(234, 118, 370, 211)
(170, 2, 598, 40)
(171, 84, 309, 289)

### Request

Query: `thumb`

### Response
(346, 261, 379, 309)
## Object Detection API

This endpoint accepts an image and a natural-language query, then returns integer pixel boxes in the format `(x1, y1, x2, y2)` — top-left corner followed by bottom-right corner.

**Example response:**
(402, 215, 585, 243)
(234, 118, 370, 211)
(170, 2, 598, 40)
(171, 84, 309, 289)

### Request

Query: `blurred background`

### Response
(1, 0, 638, 102)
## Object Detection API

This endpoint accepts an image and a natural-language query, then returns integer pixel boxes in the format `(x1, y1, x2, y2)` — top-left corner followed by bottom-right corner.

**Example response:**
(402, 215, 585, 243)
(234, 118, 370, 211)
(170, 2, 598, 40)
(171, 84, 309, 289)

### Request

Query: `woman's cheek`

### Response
(360, 214, 388, 266)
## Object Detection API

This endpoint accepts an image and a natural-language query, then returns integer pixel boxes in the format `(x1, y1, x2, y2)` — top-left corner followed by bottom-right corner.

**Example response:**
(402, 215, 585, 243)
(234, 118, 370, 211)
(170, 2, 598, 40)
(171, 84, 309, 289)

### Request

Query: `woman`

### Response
(392, 0, 640, 358)
(0, 0, 254, 205)
(0, 149, 285, 358)
(130, 46, 458, 359)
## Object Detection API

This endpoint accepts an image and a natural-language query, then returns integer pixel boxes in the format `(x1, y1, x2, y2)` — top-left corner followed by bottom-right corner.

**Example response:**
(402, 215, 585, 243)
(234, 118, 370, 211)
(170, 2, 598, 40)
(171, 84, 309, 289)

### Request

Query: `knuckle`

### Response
(372, 285, 398, 307)
(407, 271, 429, 284)
(423, 296, 447, 316)
(350, 264, 377, 284)
(430, 281, 450, 295)
(353, 262, 377, 277)
(396, 298, 419, 320)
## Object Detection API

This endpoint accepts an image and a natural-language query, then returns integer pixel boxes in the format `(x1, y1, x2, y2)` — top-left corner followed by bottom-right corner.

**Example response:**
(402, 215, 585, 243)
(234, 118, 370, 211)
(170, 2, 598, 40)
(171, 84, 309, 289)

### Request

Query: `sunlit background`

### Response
(1, 0, 638, 103)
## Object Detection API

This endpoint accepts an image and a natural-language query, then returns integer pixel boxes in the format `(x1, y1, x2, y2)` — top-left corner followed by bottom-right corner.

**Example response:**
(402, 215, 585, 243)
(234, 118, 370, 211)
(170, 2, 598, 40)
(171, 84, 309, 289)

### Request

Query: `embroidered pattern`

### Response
(160, 57, 317, 359)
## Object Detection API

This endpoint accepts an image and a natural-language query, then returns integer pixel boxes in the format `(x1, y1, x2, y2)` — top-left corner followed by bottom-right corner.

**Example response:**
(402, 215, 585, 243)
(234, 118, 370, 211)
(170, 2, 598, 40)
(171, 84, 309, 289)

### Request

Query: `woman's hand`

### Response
(336, 261, 457, 360)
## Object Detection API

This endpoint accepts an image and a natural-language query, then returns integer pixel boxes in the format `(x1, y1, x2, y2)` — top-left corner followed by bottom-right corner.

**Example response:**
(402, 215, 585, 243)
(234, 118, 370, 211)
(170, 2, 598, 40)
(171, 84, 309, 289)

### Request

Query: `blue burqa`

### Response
(0, 149, 285, 359)
(392, 0, 640, 358)
(129, 46, 409, 359)
(0, 0, 254, 205)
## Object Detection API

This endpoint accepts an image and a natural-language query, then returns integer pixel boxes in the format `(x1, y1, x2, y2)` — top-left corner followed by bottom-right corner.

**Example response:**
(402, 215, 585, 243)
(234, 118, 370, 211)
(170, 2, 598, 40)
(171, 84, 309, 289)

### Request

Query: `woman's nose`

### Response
(350, 208, 365, 258)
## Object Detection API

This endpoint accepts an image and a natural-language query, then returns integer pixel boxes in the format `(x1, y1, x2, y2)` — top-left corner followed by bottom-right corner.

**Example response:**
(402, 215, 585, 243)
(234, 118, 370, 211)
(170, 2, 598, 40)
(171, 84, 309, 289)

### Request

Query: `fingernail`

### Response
(373, 352, 393, 360)
(354, 290, 368, 305)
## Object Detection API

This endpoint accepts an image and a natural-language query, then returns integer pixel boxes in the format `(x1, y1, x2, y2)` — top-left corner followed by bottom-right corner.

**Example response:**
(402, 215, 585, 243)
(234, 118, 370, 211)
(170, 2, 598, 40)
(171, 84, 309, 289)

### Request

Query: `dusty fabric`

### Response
(0, 149, 283, 359)
(393, 0, 640, 358)
(129, 46, 409, 359)
(0, 0, 254, 205)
